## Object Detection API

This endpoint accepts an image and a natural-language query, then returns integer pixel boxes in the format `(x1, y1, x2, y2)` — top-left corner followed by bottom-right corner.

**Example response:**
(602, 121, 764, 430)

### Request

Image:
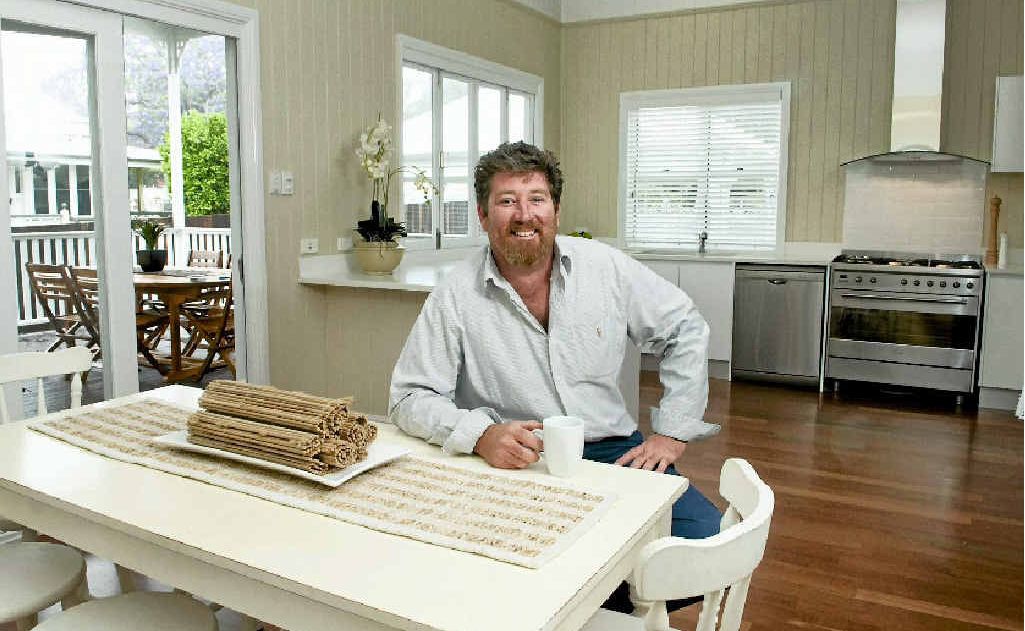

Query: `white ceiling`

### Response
(512, 0, 776, 23)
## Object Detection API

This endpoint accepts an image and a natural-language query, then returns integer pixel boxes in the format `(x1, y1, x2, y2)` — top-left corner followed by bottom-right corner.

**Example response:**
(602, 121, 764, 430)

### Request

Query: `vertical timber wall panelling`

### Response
(559, 0, 897, 243)
(943, 0, 1024, 249)
(226, 0, 560, 411)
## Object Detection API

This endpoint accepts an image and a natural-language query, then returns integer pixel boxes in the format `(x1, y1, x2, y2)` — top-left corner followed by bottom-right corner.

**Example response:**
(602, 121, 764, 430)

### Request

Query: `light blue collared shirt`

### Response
(389, 236, 719, 455)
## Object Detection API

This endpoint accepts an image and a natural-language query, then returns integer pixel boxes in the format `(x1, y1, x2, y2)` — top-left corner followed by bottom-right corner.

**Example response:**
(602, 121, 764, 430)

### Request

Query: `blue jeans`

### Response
(584, 431, 722, 612)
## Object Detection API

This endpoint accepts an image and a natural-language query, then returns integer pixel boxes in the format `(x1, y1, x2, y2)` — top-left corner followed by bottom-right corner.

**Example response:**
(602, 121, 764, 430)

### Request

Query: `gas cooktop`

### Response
(832, 254, 984, 268)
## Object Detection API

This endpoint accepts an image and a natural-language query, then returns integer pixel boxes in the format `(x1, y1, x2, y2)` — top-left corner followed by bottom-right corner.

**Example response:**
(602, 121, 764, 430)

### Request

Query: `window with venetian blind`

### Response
(619, 83, 790, 252)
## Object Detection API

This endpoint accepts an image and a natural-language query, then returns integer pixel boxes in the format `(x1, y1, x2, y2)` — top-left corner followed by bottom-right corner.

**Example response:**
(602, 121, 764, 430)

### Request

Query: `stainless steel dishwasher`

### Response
(732, 264, 826, 384)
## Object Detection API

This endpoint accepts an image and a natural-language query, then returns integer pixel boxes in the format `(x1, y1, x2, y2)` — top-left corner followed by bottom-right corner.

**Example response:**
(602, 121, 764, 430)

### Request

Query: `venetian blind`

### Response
(622, 85, 787, 251)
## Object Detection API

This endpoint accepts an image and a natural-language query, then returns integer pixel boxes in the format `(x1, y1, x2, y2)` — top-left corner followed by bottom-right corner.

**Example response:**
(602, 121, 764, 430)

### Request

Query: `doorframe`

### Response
(75, 0, 269, 384)
(0, 0, 137, 400)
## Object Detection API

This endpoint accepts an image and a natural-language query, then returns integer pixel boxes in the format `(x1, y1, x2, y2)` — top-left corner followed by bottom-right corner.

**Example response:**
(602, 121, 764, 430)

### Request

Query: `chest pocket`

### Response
(566, 284, 625, 380)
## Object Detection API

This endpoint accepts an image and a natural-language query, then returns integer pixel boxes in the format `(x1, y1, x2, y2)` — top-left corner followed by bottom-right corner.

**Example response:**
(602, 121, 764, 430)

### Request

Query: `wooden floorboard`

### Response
(643, 375, 1024, 631)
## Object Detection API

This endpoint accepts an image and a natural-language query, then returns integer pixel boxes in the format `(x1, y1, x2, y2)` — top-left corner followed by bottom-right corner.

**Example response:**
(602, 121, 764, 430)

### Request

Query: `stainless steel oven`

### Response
(825, 251, 984, 394)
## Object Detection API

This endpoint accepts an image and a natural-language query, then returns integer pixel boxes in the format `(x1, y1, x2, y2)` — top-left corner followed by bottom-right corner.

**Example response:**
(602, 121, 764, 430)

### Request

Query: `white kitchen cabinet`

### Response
(979, 273, 1023, 391)
(642, 260, 679, 285)
(677, 261, 735, 363)
(991, 75, 1023, 173)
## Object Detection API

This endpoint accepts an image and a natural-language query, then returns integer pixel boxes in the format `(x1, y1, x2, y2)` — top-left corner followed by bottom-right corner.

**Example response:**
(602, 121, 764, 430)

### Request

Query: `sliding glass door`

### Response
(0, 0, 248, 419)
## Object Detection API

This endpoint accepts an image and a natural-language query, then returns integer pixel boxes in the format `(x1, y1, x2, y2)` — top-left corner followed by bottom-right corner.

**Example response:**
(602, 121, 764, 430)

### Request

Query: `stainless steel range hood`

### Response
(843, 0, 986, 166)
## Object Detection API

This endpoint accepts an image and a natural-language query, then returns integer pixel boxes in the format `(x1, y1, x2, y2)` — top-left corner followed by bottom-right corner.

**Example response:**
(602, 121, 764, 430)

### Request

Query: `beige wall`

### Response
(227, 0, 561, 407)
(943, 0, 1024, 248)
(559, 0, 1023, 245)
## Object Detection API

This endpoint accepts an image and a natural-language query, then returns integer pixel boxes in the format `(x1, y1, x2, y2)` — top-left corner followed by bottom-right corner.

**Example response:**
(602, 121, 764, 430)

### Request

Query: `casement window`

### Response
(619, 83, 790, 252)
(399, 36, 542, 250)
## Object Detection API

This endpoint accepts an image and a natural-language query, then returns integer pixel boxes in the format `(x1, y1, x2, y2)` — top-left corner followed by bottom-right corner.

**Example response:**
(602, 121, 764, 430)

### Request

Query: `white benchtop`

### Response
(298, 241, 841, 291)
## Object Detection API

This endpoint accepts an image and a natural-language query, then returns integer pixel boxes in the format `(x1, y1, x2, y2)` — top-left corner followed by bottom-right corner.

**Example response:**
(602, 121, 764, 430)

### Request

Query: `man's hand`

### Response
(474, 421, 544, 469)
(614, 434, 686, 473)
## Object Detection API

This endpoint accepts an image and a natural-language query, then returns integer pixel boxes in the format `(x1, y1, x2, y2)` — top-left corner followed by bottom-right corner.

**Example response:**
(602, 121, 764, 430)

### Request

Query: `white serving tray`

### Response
(152, 430, 410, 487)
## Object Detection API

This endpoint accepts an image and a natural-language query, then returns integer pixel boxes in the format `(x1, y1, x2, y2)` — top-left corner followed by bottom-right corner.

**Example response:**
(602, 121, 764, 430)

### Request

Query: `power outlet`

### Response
(300, 238, 319, 254)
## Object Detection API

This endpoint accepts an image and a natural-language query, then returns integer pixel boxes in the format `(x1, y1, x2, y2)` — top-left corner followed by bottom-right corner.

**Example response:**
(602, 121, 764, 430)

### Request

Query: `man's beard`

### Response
(494, 226, 555, 267)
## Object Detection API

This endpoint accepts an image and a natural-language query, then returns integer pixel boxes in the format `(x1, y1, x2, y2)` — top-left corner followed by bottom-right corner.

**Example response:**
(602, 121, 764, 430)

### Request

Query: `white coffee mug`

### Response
(534, 415, 585, 478)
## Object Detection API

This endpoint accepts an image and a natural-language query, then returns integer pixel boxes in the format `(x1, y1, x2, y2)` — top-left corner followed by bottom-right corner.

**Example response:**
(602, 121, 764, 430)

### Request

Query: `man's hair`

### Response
(474, 141, 564, 214)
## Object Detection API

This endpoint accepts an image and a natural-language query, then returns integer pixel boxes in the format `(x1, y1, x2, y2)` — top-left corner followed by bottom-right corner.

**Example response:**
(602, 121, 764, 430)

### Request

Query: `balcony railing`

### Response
(13, 227, 231, 327)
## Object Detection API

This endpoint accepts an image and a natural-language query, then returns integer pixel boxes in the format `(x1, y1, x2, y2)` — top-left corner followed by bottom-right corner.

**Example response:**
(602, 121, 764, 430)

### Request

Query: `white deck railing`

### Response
(14, 227, 231, 326)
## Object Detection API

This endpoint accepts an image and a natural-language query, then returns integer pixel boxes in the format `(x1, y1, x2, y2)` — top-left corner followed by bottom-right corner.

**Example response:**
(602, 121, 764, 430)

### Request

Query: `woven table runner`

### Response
(29, 399, 614, 568)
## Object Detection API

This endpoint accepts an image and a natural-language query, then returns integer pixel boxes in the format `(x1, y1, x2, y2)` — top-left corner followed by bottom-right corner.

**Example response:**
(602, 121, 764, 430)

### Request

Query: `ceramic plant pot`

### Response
(353, 240, 404, 275)
(137, 249, 168, 272)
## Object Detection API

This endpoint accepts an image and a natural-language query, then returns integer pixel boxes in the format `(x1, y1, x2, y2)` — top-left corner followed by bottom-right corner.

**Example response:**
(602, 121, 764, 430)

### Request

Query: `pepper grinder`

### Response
(985, 195, 1001, 267)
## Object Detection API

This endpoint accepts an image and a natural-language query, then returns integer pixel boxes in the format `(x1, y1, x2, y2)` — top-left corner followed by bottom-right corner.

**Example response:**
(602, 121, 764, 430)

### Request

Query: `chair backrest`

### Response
(187, 250, 224, 268)
(631, 458, 774, 631)
(68, 267, 101, 329)
(0, 348, 94, 422)
(25, 263, 78, 325)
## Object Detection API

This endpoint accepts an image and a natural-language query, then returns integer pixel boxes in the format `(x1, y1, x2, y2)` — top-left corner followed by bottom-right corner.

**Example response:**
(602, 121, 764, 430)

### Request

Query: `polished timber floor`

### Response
(648, 376, 1023, 631)
(5, 370, 1022, 631)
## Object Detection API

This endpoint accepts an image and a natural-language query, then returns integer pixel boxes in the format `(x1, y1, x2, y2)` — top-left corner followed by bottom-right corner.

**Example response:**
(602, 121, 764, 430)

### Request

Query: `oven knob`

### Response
(953, 281, 961, 288)
(855, 276, 863, 283)
(913, 280, 920, 286)
(967, 282, 974, 289)
(870, 277, 877, 283)
(927, 280, 934, 287)
(900, 279, 908, 285)
(939, 281, 947, 288)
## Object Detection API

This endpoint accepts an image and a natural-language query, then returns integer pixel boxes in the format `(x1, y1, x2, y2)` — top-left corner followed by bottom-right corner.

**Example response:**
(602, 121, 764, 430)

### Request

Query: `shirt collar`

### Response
(479, 236, 574, 289)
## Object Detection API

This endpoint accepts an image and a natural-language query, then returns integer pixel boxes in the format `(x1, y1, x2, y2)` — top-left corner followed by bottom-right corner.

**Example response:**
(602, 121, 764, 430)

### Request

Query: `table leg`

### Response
(165, 294, 189, 376)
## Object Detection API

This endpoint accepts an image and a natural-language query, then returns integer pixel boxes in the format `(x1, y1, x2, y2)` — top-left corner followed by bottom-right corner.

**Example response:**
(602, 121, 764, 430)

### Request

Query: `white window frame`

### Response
(397, 35, 543, 251)
(618, 82, 790, 253)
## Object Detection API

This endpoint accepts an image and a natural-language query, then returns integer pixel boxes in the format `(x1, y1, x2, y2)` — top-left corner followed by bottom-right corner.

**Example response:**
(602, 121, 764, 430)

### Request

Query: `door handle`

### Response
(839, 293, 968, 305)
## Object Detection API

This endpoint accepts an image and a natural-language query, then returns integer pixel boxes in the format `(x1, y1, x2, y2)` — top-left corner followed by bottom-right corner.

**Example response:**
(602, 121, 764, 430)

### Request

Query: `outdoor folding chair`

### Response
(25, 263, 96, 353)
(180, 283, 235, 379)
(67, 267, 171, 373)
(186, 249, 224, 268)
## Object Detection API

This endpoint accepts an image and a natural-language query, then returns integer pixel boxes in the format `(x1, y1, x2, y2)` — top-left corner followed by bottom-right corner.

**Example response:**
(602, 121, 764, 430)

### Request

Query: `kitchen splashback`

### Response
(842, 158, 988, 254)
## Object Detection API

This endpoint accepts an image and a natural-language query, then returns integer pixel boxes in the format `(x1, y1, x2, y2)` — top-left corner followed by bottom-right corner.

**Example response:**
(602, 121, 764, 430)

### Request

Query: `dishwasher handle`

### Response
(767, 278, 787, 285)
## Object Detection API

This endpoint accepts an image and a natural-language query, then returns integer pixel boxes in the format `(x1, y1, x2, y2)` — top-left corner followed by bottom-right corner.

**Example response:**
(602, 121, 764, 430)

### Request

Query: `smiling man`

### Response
(389, 142, 721, 612)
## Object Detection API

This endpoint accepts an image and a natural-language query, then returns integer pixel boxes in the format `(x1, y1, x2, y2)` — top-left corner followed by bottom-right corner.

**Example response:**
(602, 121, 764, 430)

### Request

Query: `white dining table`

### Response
(0, 385, 687, 631)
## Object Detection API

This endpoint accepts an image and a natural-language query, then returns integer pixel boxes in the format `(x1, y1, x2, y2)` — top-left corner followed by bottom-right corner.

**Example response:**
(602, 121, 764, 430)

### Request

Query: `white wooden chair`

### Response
(0, 346, 93, 423)
(583, 458, 775, 631)
(31, 592, 217, 631)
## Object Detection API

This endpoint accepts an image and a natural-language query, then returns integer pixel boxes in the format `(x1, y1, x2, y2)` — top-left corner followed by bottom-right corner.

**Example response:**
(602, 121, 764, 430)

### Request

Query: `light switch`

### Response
(300, 238, 319, 254)
(269, 170, 294, 196)
(337, 236, 352, 251)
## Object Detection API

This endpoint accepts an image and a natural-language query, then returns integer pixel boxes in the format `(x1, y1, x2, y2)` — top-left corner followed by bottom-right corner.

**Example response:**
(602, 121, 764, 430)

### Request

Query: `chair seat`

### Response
(583, 609, 682, 631)
(34, 591, 217, 631)
(0, 542, 86, 622)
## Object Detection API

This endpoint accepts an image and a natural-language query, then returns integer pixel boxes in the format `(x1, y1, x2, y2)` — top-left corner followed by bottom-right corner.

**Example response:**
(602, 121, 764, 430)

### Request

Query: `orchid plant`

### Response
(354, 116, 436, 242)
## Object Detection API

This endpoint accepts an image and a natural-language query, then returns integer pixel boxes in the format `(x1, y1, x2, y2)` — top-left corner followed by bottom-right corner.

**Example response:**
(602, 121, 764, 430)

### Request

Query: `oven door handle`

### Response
(839, 293, 968, 305)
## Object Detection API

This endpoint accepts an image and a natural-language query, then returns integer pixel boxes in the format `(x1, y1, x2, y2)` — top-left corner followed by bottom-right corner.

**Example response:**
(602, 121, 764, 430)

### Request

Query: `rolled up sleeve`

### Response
(620, 256, 720, 442)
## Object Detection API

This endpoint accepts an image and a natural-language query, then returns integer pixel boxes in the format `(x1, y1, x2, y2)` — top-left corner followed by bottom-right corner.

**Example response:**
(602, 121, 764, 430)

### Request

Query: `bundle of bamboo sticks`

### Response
(187, 381, 377, 474)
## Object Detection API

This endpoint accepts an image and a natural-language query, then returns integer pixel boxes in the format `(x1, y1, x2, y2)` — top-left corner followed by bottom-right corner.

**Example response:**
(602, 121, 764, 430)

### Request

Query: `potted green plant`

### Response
(133, 218, 168, 272)
(353, 116, 436, 275)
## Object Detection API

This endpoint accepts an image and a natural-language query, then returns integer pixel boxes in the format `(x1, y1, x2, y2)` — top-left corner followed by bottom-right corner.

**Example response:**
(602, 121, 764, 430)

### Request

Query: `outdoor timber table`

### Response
(133, 269, 231, 382)
(0, 385, 688, 631)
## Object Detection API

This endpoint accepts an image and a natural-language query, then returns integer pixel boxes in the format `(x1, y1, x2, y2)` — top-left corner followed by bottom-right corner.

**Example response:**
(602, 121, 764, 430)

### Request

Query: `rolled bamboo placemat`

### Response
(199, 381, 353, 434)
(188, 410, 323, 457)
(189, 435, 330, 473)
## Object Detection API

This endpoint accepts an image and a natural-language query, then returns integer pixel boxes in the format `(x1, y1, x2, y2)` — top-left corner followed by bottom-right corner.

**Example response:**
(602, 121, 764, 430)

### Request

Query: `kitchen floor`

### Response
(3, 375, 1020, 631)
(645, 375, 1023, 631)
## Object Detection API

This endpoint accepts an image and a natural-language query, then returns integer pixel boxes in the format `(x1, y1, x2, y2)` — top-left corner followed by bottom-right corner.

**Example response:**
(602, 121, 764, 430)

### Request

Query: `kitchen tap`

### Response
(698, 231, 708, 253)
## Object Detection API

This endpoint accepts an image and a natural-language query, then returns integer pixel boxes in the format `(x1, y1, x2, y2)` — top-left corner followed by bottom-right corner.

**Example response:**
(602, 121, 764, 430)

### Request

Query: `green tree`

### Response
(158, 111, 230, 216)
